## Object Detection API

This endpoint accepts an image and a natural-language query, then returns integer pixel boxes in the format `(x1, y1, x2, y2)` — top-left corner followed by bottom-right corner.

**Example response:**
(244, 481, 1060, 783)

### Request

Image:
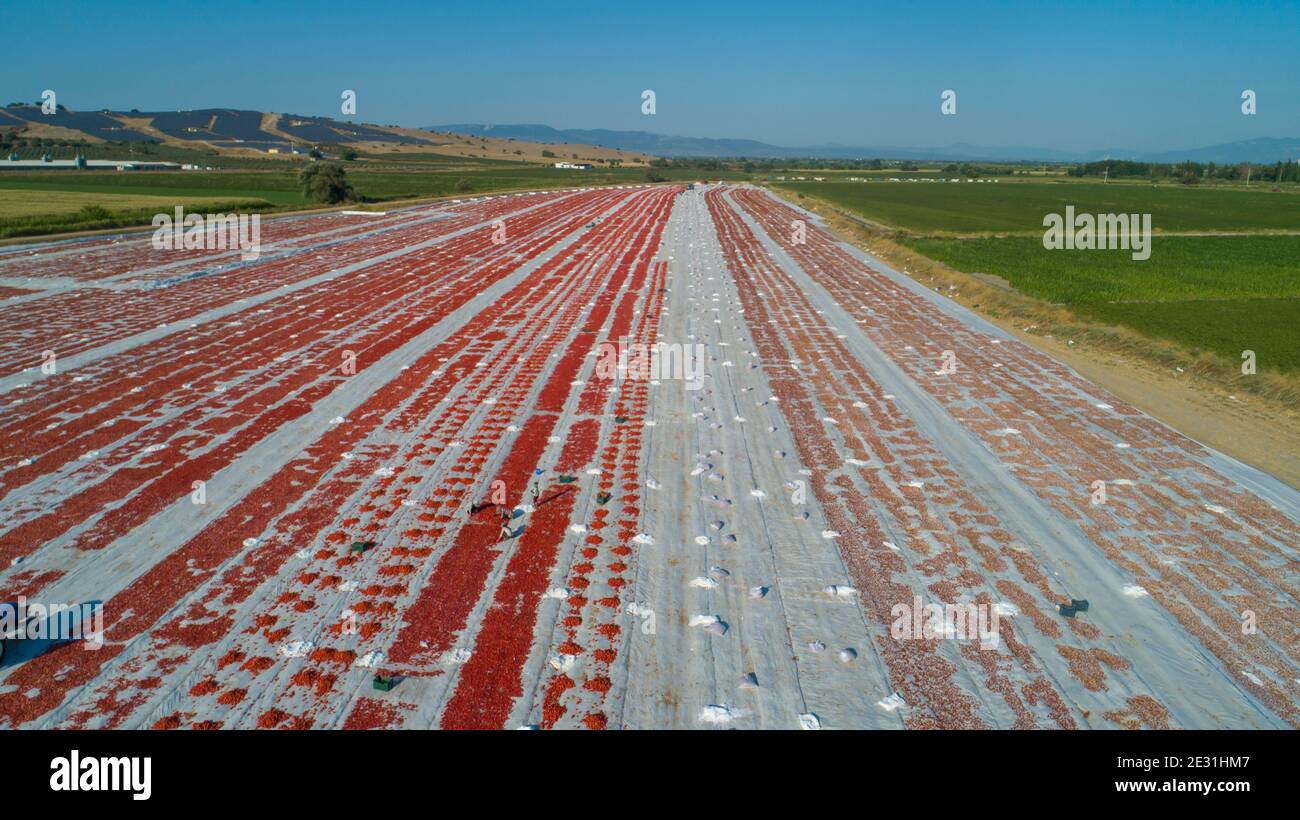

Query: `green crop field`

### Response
(777, 179, 1300, 376)
(0, 189, 258, 218)
(1085, 298, 1298, 373)
(903, 235, 1300, 370)
(0, 173, 307, 205)
(0, 165, 740, 203)
(777, 180, 1300, 234)
(0, 163, 749, 237)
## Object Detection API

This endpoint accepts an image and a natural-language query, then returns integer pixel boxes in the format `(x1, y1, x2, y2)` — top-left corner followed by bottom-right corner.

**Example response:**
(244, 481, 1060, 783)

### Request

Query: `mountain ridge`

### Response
(430, 123, 1300, 164)
(0, 105, 649, 163)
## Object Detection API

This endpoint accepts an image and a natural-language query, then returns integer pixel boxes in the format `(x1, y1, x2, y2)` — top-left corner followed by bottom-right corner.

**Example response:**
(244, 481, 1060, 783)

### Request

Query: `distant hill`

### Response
(431, 123, 793, 158)
(5, 105, 1291, 166)
(0, 105, 427, 148)
(432, 123, 1300, 164)
(1106, 137, 1300, 165)
(0, 106, 650, 164)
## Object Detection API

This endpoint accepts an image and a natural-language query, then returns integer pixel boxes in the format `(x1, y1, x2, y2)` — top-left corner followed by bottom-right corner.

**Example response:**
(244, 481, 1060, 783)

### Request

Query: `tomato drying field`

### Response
(0, 184, 1296, 729)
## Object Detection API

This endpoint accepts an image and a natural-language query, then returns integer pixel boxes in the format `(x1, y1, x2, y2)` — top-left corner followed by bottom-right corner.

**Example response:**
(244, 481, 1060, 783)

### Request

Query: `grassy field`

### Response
(904, 235, 1300, 370)
(0, 165, 742, 204)
(0, 173, 307, 205)
(0, 163, 747, 238)
(776, 177, 1300, 394)
(1084, 298, 1298, 372)
(0, 189, 275, 239)
(0, 189, 257, 218)
(776, 179, 1300, 234)
(0, 172, 293, 237)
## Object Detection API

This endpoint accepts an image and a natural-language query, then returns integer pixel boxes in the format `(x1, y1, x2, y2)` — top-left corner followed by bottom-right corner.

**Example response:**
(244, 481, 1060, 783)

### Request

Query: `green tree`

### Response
(298, 163, 355, 204)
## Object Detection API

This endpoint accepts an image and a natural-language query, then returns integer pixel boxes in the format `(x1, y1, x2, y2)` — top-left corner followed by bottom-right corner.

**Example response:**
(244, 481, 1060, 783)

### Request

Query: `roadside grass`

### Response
(775, 180, 1300, 234)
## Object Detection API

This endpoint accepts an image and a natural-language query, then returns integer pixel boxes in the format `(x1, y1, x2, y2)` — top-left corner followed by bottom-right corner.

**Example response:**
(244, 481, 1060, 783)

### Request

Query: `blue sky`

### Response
(4, 0, 1297, 151)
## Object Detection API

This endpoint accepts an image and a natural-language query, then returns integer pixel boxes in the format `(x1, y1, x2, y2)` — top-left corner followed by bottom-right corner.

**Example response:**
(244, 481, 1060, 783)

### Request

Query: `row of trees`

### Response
(1068, 159, 1300, 184)
(941, 163, 1019, 176)
(1, 134, 96, 151)
(647, 154, 1299, 183)
(648, 156, 1026, 174)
